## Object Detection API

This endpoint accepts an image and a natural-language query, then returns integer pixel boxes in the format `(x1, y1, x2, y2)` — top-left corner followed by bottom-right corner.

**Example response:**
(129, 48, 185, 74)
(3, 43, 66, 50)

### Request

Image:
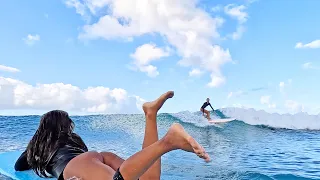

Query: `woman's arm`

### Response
(209, 103, 214, 111)
(14, 150, 31, 171)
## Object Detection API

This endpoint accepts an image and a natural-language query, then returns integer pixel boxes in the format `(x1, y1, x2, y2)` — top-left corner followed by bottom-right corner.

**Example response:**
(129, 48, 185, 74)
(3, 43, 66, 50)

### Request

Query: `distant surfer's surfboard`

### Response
(208, 118, 235, 124)
(0, 151, 53, 180)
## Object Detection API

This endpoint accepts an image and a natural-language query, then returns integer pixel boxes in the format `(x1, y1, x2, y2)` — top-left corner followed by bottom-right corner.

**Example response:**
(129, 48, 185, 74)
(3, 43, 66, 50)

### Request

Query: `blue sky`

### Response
(0, 0, 319, 115)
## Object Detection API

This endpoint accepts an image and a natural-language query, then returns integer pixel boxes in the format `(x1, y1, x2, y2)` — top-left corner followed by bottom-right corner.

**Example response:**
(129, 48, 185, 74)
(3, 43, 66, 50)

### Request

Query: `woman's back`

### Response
(15, 110, 88, 179)
(46, 138, 88, 179)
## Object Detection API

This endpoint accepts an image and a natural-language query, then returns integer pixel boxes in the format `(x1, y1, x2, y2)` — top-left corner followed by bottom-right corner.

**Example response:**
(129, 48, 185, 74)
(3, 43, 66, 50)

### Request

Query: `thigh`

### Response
(204, 109, 209, 114)
(64, 151, 116, 180)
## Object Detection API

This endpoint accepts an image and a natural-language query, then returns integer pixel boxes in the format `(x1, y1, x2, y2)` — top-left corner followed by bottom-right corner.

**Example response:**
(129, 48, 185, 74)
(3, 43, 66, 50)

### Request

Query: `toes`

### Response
(188, 138, 208, 158)
(194, 147, 205, 155)
(193, 145, 210, 162)
(194, 146, 207, 159)
(197, 152, 210, 162)
(204, 153, 211, 162)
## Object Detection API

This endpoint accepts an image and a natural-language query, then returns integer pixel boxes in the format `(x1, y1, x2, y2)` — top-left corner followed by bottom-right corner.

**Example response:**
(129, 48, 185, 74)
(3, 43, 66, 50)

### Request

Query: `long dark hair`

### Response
(26, 110, 88, 177)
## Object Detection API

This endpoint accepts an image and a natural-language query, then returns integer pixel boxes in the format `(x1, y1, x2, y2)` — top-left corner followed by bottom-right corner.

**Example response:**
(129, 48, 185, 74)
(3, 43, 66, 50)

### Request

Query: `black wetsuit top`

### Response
(15, 144, 87, 180)
(201, 102, 214, 111)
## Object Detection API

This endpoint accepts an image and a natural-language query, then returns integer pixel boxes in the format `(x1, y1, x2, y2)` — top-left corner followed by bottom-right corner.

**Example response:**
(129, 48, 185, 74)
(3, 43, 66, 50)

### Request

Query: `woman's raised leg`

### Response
(118, 123, 210, 180)
(140, 91, 174, 180)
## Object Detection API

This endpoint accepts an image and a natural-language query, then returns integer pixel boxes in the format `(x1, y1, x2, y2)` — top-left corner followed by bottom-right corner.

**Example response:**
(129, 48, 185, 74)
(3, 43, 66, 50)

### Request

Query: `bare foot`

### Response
(163, 123, 211, 162)
(143, 91, 174, 115)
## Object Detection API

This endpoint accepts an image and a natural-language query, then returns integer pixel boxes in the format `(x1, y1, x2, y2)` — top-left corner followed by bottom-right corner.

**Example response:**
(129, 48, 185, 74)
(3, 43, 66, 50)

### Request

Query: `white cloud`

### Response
(0, 65, 20, 73)
(285, 100, 304, 113)
(65, 0, 112, 16)
(130, 43, 170, 77)
(279, 82, 285, 93)
(207, 74, 226, 87)
(227, 87, 266, 99)
(279, 79, 292, 94)
(295, 40, 320, 49)
(260, 95, 270, 105)
(260, 95, 276, 109)
(228, 103, 252, 109)
(302, 62, 312, 69)
(65, 0, 86, 16)
(23, 34, 40, 46)
(86, 0, 113, 14)
(231, 103, 244, 108)
(231, 25, 245, 40)
(0, 76, 145, 114)
(227, 90, 243, 99)
(189, 68, 203, 77)
(224, 4, 249, 40)
(211, 5, 222, 12)
(268, 103, 276, 109)
(247, 0, 259, 3)
(73, 0, 232, 87)
(302, 62, 320, 70)
(224, 4, 248, 23)
(309, 107, 320, 115)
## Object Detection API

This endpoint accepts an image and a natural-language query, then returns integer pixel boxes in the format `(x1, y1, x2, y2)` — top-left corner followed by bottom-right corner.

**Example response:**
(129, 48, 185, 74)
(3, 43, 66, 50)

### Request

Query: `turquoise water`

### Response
(0, 112, 320, 180)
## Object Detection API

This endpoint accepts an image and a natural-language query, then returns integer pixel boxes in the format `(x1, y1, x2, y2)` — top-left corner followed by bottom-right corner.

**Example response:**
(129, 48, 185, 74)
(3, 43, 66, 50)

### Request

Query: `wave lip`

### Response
(219, 107, 320, 130)
(168, 107, 320, 130)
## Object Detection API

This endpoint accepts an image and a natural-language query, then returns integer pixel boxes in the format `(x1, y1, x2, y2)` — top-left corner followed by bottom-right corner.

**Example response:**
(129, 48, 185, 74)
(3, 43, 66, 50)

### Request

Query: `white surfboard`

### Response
(208, 118, 235, 124)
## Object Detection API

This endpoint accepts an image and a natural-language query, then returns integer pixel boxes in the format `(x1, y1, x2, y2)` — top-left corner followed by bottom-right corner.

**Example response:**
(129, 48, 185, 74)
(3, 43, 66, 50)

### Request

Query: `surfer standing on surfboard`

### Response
(200, 98, 215, 120)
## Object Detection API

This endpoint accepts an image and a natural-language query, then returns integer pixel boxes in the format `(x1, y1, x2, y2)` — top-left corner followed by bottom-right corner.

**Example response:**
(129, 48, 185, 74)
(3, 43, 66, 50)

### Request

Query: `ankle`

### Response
(145, 111, 157, 118)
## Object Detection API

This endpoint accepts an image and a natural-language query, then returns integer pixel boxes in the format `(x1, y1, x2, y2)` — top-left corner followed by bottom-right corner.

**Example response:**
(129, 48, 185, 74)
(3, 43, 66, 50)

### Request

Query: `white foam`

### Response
(169, 111, 221, 128)
(219, 107, 320, 130)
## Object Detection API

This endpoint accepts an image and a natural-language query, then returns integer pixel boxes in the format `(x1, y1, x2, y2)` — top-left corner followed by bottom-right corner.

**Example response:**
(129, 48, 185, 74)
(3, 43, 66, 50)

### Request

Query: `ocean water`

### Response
(0, 110, 320, 180)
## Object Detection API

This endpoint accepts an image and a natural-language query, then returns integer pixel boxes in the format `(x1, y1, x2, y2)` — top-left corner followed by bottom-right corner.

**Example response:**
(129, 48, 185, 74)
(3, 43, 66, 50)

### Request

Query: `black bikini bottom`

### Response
(113, 168, 139, 180)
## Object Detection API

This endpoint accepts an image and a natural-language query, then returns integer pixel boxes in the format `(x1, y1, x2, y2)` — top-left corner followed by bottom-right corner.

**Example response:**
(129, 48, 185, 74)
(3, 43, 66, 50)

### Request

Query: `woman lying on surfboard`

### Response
(200, 98, 215, 120)
(14, 91, 210, 180)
